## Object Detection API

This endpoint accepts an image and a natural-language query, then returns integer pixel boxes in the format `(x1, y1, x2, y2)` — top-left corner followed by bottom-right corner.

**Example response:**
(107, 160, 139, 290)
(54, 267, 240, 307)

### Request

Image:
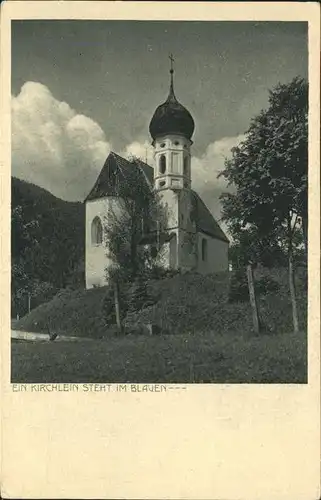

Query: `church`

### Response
(84, 61, 229, 289)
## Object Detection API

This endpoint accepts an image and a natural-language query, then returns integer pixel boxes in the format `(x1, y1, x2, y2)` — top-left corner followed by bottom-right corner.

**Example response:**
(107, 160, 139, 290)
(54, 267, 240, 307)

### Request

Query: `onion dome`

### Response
(149, 60, 195, 141)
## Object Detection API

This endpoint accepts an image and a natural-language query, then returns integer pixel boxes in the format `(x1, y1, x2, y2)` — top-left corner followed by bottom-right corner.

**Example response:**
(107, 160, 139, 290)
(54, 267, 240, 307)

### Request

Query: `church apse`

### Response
(85, 196, 124, 289)
(85, 198, 110, 288)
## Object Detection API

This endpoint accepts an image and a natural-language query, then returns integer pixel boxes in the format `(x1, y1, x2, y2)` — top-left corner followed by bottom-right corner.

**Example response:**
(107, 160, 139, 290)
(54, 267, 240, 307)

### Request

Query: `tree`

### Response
(228, 225, 305, 270)
(11, 178, 85, 317)
(103, 158, 168, 332)
(11, 205, 40, 316)
(219, 77, 308, 333)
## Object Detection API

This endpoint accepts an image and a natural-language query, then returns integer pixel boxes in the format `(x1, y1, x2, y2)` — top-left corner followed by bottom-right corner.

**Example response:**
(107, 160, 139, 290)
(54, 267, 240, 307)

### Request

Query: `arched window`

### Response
(201, 238, 208, 261)
(183, 156, 189, 175)
(91, 216, 103, 245)
(159, 154, 166, 174)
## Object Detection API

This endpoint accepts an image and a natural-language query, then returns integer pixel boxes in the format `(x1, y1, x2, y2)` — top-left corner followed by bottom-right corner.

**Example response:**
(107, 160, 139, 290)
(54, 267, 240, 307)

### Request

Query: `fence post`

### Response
(114, 281, 123, 334)
(246, 264, 260, 334)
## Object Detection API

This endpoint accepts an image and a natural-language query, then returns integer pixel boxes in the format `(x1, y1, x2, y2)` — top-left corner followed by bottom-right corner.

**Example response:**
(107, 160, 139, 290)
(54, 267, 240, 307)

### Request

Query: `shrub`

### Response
(101, 285, 129, 326)
(15, 268, 307, 339)
(296, 264, 307, 291)
(127, 276, 155, 313)
(256, 276, 280, 294)
(143, 265, 181, 281)
(229, 270, 280, 303)
(228, 268, 249, 303)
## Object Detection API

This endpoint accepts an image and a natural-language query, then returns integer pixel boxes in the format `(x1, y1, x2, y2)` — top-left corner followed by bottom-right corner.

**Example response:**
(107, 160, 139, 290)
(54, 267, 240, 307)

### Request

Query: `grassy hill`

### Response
(12, 177, 85, 316)
(12, 268, 307, 383)
(14, 267, 307, 339)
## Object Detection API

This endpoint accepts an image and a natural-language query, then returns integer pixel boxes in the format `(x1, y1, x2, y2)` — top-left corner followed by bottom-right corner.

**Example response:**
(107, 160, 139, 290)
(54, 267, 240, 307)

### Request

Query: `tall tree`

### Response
(219, 77, 308, 333)
(103, 158, 168, 331)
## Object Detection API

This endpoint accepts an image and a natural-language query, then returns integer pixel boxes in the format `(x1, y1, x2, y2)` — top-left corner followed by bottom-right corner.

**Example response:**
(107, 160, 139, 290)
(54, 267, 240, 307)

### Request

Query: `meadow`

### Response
(11, 329, 307, 384)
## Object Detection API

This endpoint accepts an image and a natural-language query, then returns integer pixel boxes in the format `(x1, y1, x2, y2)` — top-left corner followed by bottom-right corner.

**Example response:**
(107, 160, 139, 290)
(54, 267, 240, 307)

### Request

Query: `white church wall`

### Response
(169, 232, 178, 268)
(196, 232, 229, 274)
(85, 196, 124, 289)
(178, 230, 197, 271)
(158, 189, 199, 271)
(86, 197, 109, 288)
(177, 189, 195, 233)
(159, 189, 179, 229)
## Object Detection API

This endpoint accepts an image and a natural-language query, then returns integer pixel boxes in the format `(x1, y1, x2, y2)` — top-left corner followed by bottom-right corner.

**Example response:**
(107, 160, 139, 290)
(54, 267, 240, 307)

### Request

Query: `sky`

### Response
(12, 20, 308, 222)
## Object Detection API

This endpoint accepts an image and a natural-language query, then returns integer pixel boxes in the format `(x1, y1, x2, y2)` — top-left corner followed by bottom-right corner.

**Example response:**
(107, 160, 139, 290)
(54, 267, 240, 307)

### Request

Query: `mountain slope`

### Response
(12, 177, 85, 315)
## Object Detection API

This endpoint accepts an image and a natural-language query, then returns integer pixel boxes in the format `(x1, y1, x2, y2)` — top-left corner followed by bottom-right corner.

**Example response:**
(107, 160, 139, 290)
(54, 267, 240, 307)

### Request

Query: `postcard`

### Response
(1, 2, 320, 498)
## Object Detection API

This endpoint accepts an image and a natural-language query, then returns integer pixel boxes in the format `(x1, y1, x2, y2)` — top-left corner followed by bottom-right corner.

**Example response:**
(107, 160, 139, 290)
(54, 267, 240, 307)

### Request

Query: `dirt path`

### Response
(11, 330, 93, 342)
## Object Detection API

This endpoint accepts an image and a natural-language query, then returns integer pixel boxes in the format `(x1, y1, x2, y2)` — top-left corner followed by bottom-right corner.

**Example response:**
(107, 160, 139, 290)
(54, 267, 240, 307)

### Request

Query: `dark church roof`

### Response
(149, 69, 195, 142)
(85, 152, 153, 202)
(85, 152, 229, 243)
(191, 191, 229, 243)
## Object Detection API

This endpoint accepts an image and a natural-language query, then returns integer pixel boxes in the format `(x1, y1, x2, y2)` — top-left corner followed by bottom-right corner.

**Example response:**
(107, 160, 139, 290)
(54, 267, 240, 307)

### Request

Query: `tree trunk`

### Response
(287, 214, 299, 334)
(114, 281, 123, 334)
(246, 264, 260, 334)
(289, 252, 299, 333)
(301, 214, 308, 258)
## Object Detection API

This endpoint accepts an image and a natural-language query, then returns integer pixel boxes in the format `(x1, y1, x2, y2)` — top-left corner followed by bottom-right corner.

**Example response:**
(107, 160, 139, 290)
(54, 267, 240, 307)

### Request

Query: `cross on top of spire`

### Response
(169, 53, 174, 74)
(149, 53, 195, 141)
(167, 53, 176, 100)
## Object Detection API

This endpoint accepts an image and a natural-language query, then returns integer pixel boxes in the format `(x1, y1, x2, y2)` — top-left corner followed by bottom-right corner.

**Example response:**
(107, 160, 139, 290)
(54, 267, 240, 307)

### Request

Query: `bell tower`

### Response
(149, 55, 197, 271)
(153, 55, 192, 192)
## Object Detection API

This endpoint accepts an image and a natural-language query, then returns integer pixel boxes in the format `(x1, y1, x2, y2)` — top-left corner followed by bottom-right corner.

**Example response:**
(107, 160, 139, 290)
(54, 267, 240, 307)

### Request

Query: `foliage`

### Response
(101, 285, 129, 326)
(228, 233, 287, 269)
(219, 77, 308, 333)
(228, 268, 249, 303)
(12, 204, 39, 259)
(12, 204, 39, 292)
(11, 203, 40, 315)
(127, 276, 148, 312)
(11, 177, 84, 316)
(142, 265, 181, 281)
(228, 226, 306, 270)
(228, 269, 280, 303)
(220, 77, 308, 265)
(102, 158, 168, 324)
(256, 275, 280, 294)
(103, 159, 169, 291)
(127, 275, 156, 313)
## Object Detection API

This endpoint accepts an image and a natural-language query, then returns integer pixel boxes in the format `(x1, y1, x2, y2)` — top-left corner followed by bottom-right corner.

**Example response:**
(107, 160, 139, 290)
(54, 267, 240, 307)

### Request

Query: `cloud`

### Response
(192, 135, 245, 193)
(12, 82, 111, 201)
(191, 134, 245, 223)
(121, 140, 154, 164)
(12, 81, 244, 226)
